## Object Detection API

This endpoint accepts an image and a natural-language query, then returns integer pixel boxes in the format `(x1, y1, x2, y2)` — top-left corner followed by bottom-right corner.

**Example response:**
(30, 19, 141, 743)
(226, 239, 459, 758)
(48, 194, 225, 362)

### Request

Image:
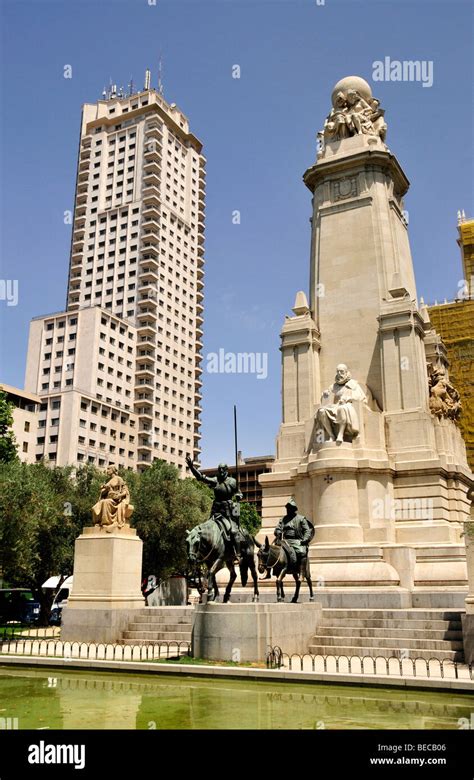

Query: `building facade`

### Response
(428, 215, 474, 471)
(0, 383, 41, 463)
(24, 77, 205, 473)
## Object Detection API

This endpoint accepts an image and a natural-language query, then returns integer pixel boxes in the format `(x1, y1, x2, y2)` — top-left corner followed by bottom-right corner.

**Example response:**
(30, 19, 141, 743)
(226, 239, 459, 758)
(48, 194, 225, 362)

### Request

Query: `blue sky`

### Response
(0, 0, 473, 468)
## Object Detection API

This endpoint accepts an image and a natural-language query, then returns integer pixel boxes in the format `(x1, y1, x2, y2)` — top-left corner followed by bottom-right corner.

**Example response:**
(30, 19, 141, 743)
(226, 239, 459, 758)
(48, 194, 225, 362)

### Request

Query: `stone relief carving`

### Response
(427, 364, 462, 422)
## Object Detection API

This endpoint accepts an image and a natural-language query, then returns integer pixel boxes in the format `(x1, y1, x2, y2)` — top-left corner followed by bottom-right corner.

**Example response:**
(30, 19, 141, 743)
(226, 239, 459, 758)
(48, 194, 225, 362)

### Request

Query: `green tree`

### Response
(239, 501, 261, 536)
(0, 389, 18, 464)
(0, 460, 82, 624)
(132, 459, 211, 581)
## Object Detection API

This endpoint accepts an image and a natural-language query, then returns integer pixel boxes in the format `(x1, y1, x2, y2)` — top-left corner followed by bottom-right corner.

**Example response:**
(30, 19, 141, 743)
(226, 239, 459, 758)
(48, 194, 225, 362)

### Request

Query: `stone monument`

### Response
(260, 76, 474, 608)
(61, 466, 144, 643)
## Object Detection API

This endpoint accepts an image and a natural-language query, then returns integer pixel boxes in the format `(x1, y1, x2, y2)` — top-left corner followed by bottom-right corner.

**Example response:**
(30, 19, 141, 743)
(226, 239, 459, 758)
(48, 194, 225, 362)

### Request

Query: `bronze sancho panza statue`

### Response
(92, 465, 134, 532)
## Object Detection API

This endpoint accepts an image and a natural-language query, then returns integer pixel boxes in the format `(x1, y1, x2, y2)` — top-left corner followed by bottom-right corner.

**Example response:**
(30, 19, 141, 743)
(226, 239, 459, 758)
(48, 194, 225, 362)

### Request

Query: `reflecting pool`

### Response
(1, 666, 473, 730)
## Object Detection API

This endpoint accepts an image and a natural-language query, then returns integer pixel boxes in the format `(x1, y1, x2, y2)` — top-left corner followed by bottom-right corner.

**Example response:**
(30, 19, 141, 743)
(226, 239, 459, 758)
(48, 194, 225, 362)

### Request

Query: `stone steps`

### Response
(311, 635, 463, 651)
(123, 629, 191, 641)
(318, 609, 462, 621)
(120, 606, 194, 646)
(309, 607, 465, 663)
(317, 626, 462, 641)
(318, 618, 462, 631)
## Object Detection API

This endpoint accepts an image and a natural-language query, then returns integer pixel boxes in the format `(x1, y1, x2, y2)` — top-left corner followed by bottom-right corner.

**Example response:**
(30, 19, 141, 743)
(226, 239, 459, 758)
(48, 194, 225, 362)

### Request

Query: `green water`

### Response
(0, 666, 473, 730)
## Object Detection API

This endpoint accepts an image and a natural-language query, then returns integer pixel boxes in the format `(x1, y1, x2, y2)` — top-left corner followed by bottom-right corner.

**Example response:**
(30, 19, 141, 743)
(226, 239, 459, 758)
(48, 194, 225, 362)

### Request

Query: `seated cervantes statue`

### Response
(91, 465, 134, 532)
(315, 363, 367, 444)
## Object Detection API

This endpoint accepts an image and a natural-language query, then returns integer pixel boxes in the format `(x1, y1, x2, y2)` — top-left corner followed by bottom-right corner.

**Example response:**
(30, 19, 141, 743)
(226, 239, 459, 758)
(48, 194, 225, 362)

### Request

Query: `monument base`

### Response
(191, 602, 322, 662)
(61, 525, 144, 644)
(462, 604, 474, 665)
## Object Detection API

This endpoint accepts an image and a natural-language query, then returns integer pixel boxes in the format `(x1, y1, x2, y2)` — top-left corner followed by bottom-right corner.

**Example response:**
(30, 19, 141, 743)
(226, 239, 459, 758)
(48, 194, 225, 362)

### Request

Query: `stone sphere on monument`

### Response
(331, 76, 372, 107)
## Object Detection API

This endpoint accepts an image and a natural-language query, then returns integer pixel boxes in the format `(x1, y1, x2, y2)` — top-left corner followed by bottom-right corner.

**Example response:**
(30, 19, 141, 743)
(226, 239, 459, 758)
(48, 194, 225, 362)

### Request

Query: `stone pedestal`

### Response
(192, 602, 322, 662)
(61, 526, 144, 644)
(260, 78, 473, 604)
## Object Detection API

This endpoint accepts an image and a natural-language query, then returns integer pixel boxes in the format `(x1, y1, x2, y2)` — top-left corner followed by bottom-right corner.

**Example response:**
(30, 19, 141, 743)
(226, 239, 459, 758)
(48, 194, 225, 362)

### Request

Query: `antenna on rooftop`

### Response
(144, 68, 151, 91)
(157, 54, 164, 96)
(128, 77, 134, 96)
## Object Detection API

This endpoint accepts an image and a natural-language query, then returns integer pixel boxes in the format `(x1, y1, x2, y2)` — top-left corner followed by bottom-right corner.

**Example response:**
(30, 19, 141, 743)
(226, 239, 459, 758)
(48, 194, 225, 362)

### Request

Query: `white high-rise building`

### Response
(24, 75, 205, 473)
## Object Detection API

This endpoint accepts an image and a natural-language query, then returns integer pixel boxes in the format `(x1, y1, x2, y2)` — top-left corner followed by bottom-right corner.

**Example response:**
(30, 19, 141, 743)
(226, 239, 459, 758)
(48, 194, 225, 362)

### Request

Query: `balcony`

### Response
(74, 215, 86, 228)
(143, 145, 161, 162)
(141, 242, 159, 257)
(78, 158, 89, 172)
(197, 245, 205, 258)
(137, 306, 157, 322)
(137, 322, 157, 338)
(81, 136, 92, 148)
(136, 352, 155, 365)
(139, 256, 159, 271)
(134, 395, 153, 407)
(136, 408, 153, 420)
(145, 126, 162, 142)
(135, 365, 155, 378)
(73, 226, 85, 239)
(139, 268, 159, 283)
(142, 216, 160, 232)
(70, 254, 82, 268)
(142, 190, 160, 208)
(143, 173, 161, 189)
(75, 204, 87, 217)
(197, 233, 205, 246)
(199, 167, 206, 182)
(143, 159, 160, 174)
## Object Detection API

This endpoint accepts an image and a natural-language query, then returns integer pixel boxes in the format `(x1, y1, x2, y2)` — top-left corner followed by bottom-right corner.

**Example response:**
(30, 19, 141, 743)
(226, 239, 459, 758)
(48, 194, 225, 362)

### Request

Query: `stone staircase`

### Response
(121, 606, 194, 646)
(309, 608, 465, 662)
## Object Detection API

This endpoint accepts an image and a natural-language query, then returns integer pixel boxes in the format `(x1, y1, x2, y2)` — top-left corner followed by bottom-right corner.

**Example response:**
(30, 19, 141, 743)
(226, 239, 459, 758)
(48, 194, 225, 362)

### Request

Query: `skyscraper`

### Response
(24, 74, 205, 473)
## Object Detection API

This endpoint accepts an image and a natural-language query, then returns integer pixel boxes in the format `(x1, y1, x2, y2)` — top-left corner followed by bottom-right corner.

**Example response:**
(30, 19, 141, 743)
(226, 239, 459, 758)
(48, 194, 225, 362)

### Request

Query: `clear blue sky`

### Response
(0, 0, 473, 468)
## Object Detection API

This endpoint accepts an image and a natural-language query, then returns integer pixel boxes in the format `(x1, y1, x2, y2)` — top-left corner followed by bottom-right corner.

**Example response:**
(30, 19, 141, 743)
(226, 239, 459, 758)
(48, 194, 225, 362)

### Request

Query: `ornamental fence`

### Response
(266, 646, 474, 681)
(0, 629, 191, 662)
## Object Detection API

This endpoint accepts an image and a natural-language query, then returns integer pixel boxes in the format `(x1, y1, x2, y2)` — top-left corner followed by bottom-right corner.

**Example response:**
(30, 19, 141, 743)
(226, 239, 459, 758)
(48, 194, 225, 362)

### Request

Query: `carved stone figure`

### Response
(315, 364, 367, 443)
(428, 365, 462, 422)
(321, 76, 387, 143)
(91, 465, 134, 532)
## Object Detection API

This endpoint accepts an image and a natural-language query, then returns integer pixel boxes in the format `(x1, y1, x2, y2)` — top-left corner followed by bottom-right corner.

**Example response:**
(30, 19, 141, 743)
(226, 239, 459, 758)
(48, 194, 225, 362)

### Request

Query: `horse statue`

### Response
(186, 519, 260, 603)
(256, 499, 315, 603)
(257, 536, 314, 603)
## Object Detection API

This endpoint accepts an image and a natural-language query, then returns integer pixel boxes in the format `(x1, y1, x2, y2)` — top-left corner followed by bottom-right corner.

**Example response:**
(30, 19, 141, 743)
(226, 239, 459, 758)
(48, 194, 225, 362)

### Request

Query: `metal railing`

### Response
(266, 646, 474, 681)
(0, 631, 191, 662)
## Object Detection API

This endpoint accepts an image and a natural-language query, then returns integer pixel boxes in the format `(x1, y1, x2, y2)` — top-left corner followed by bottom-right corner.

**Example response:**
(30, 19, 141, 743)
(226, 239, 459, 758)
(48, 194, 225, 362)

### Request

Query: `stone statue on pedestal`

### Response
(315, 363, 367, 443)
(91, 465, 134, 532)
(321, 77, 387, 143)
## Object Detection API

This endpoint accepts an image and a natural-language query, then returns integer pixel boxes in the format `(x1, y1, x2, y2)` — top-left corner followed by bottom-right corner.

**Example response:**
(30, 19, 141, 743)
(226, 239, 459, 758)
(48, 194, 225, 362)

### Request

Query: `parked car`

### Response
(44, 576, 73, 626)
(0, 589, 41, 625)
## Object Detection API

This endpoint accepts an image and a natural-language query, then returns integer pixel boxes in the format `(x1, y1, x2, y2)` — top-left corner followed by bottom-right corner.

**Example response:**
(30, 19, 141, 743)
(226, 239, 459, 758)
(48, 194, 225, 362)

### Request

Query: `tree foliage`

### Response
(0, 458, 262, 623)
(239, 502, 261, 536)
(0, 389, 18, 464)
